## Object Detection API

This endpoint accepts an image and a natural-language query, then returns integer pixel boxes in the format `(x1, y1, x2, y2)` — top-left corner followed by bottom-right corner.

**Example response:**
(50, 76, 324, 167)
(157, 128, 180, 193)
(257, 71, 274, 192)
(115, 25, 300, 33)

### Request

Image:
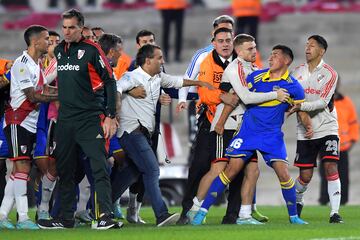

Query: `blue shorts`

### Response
(108, 135, 122, 157)
(33, 103, 49, 159)
(225, 124, 288, 167)
(0, 117, 9, 158)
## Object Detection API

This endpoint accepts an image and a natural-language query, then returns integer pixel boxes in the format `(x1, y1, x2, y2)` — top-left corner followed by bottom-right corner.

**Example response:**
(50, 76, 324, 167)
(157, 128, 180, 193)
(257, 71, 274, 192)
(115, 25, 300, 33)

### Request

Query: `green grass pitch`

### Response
(1, 206, 360, 240)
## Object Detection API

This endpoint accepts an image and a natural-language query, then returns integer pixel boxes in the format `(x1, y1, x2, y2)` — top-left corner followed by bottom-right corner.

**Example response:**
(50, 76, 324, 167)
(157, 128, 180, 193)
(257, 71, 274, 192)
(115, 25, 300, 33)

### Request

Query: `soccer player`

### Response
(191, 45, 312, 225)
(0, 25, 58, 230)
(290, 35, 343, 223)
(33, 30, 60, 221)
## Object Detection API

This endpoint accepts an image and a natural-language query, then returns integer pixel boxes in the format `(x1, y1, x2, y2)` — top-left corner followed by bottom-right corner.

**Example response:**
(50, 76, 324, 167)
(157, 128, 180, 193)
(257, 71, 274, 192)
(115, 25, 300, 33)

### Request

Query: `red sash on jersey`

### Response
(5, 66, 44, 125)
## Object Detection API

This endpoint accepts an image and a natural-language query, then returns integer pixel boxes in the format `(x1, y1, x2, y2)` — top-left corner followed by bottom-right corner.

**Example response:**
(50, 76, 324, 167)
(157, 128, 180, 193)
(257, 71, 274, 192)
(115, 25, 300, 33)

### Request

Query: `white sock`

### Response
(199, 207, 208, 213)
(5, 159, 13, 181)
(77, 177, 91, 212)
(295, 177, 308, 204)
(239, 205, 252, 219)
(0, 175, 15, 220)
(129, 192, 137, 209)
(39, 172, 57, 212)
(13, 172, 29, 222)
(115, 197, 120, 206)
(190, 197, 203, 212)
(327, 175, 341, 216)
(252, 203, 257, 211)
(136, 201, 142, 215)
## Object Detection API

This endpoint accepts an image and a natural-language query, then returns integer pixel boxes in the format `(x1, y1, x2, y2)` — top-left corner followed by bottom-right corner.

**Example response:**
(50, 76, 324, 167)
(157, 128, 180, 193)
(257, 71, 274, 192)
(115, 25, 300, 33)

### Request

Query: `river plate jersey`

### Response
(54, 39, 115, 121)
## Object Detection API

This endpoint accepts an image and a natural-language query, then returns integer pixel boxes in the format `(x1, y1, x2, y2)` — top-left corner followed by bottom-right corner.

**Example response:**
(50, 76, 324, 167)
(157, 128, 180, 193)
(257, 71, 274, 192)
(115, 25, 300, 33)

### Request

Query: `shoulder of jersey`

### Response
(322, 63, 337, 77)
(293, 63, 305, 72)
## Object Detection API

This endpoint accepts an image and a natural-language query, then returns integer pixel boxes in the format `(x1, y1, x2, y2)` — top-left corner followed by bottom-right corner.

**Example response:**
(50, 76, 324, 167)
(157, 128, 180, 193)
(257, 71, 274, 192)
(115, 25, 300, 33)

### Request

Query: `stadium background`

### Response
(0, 0, 359, 206)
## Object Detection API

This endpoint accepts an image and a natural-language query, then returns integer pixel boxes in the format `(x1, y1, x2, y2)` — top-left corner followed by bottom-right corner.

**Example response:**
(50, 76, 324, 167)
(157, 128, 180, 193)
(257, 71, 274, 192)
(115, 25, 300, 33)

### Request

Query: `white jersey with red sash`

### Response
(4, 51, 45, 133)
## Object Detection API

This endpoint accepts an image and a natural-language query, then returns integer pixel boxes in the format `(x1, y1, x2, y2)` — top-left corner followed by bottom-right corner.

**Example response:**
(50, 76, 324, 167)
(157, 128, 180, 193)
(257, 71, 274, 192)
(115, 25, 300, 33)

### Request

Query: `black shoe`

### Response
(156, 213, 180, 227)
(176, 214, 189, 225)
(92, 215, 123, 230)
(221, 215, 237, 224)
(37, 218, 75, 229)
(296, 203, 303, 217)
(329, 213, 344, 224)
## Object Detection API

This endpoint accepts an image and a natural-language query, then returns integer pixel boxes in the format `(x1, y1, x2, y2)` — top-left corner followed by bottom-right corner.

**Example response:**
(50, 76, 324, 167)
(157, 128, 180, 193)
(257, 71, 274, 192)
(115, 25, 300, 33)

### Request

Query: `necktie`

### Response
(224, 60, 229, 67)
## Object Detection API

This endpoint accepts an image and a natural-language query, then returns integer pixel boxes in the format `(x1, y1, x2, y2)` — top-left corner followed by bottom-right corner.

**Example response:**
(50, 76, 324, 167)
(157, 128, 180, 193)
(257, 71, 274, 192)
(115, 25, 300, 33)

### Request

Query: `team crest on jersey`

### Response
(78, 50, 85, 59)
(20, 145, 27, 154)
(273, 85, 280, 91)
(317, 74, 325, 82)
(57, 52, 61, 60)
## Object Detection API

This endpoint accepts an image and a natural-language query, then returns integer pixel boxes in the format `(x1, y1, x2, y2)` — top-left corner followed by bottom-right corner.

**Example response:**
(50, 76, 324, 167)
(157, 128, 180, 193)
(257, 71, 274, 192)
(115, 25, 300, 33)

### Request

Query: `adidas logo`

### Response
(210, 192, 217, 198)
(99, 220, 107, 226)
(52, 223, 64, 227)
(287, 201, 294, 206)
(333, 191, 341, 196)
(96, 134, 103, 139)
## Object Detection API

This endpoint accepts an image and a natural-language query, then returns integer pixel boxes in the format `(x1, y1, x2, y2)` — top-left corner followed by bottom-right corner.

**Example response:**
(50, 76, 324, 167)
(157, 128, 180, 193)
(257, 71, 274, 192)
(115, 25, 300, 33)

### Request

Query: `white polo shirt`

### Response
(116, 67, 183, 137)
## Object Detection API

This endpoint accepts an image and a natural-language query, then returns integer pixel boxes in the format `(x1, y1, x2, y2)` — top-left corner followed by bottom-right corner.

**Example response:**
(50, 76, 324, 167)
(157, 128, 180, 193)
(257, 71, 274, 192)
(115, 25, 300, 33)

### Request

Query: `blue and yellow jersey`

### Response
(244, 68, 305, 132)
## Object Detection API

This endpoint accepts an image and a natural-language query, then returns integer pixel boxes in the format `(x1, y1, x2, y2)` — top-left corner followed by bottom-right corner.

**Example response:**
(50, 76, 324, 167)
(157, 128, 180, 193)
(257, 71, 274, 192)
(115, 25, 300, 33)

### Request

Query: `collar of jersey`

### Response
(237, 57, 255, 70)
(137, 66, 154, 81)
(262, 69, 289, 82)
(305, 59, 324, 73)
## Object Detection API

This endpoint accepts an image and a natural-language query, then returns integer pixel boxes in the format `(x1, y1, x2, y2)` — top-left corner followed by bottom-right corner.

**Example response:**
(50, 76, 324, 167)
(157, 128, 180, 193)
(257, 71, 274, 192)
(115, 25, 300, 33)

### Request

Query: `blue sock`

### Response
(280, 178, 297, 217)
(201, 171, 230, 210)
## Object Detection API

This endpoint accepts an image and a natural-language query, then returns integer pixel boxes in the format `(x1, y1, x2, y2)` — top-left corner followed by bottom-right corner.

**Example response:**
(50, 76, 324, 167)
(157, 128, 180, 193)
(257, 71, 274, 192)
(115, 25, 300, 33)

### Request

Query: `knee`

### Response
(324, 162, 338, 176)
(225, 159, 244, 180)
(299, 174, 312, 184)
(278, 172, 291, 183)
(246, 162, 259, 179)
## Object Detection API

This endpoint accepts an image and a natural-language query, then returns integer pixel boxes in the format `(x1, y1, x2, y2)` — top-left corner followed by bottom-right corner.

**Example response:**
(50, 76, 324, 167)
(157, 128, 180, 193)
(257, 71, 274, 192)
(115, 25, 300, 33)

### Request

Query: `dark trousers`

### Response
(0, 159, 5, 204)
(160, 9, 185, 61)
(55, 117, 112, 219)
(319, 151, 349, 205)
(180, 119, 211, 217)
(235, 16, 259, 43)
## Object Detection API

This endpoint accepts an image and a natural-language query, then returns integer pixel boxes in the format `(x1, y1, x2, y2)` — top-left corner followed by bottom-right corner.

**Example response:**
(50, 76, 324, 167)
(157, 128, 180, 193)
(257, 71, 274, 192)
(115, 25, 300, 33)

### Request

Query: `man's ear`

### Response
(320, 48, 326, 57)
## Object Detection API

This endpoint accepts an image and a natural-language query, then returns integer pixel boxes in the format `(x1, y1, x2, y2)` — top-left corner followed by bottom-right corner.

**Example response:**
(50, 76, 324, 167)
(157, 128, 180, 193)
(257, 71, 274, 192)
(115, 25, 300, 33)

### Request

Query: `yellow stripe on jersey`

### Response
(262, 70, 290, 82)
(258, 99, 282, 107)
(293, 99, 305, 104)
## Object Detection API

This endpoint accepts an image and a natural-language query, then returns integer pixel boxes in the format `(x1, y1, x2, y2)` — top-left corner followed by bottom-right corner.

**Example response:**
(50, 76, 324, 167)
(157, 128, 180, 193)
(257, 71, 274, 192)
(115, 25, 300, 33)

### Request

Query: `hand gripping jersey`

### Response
(292, 60, 338, 140)
(4, 51, 46, 133)
(225, 69, 305, 165)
